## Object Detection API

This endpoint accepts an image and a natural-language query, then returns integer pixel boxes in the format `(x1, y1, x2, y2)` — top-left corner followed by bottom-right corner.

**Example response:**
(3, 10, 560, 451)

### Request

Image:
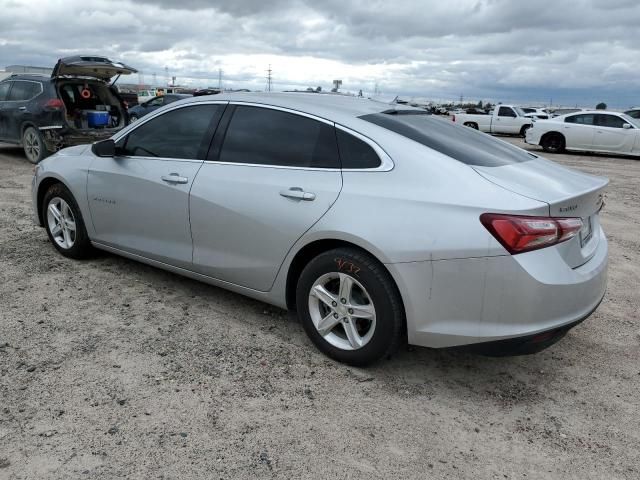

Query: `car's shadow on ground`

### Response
(87, 246, 563, 403)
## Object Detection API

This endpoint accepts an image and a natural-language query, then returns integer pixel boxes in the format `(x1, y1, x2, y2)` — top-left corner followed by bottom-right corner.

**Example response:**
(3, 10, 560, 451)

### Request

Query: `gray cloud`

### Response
(0, 0, 638, 107)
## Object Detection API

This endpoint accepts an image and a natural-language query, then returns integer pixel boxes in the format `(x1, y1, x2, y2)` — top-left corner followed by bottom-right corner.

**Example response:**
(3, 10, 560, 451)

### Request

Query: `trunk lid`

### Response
(473, 157, 608, 267)
(52, 56, 137, 82)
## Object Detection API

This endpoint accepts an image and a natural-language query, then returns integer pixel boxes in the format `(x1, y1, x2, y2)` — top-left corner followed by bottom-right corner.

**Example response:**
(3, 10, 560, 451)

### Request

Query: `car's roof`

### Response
(177, 92, 417, 125)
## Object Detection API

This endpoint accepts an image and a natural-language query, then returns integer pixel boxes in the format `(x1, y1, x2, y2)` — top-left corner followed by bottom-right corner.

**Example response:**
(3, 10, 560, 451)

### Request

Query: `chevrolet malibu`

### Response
(32, 93, 608, 365)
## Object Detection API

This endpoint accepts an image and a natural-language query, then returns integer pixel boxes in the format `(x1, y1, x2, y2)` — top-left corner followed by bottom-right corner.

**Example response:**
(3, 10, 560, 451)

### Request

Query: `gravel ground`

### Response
(0, 139, 638, 479)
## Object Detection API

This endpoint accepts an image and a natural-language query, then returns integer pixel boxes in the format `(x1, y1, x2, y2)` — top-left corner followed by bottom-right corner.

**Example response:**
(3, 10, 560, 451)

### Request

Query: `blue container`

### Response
(86, 110, 110, 128)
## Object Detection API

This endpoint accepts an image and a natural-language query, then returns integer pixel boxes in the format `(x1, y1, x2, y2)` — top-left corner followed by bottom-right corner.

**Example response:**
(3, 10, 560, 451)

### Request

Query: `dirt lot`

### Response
(0, 139, 638, 480)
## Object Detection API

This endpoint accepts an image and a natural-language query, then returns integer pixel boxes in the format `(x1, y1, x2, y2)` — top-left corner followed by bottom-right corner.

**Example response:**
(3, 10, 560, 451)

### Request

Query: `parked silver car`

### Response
(32, 93, 609, 365)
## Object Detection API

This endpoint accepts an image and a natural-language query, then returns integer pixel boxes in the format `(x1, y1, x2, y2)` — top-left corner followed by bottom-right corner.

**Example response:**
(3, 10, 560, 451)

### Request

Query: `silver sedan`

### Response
(32, 93, 608, 365)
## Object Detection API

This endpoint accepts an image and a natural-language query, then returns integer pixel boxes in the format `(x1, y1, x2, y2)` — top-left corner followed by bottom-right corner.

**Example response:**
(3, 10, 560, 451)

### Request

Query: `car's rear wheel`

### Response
(464, 122, 478, 129)
(520, 124, 531, 137)
(43, 183, 93, 259)
(296, 248, 404, 366)
(22, 126, 51, 164)
(541, 133, 565, 153)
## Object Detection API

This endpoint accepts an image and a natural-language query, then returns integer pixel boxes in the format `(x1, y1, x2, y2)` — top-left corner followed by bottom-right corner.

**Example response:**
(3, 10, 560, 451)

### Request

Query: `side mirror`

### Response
(623, 123, 632, 129)
(92, 139, 115, 157)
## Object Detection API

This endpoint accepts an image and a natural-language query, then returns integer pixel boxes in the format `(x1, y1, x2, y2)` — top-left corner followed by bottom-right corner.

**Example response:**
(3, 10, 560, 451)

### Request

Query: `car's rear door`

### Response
(592, 114, 636, 154)
(0, 81, 11, 140)
(2, 80, 43, 142)
(87, 102, 226, 268)
(189, 104, 343, 291)
(562, 113, 596, 149)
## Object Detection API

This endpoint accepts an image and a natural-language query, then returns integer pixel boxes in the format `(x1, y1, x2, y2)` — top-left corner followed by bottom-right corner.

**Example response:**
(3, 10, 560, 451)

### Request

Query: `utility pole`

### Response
(459, 93, 464, 105)
(152, 73, 157, 86)
(266, 64, 273, 92)
(218, 68, 222, 90)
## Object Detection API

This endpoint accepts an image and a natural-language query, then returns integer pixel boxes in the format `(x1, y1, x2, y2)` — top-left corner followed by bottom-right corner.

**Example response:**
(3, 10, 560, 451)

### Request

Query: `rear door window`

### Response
(7, 81, 41, 101)
(217, 106, 340, 168)
(565, 114, 594, 125)
(0, 82, 10, 101)
(118, 104, 224, 159)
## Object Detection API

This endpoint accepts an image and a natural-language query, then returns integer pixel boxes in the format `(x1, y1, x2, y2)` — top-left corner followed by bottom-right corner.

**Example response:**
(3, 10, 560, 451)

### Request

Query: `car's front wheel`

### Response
(296, 248, 404, 366)
(42, 183, 93, 259)
(22, 126, 51, 164)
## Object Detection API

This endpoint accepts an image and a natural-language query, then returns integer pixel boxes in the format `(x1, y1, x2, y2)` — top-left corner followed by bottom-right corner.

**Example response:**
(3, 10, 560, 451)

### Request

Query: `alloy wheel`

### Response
(308, 272, 376, 351)
(24, 129, 41, 163)
(46, 197, 76, 249)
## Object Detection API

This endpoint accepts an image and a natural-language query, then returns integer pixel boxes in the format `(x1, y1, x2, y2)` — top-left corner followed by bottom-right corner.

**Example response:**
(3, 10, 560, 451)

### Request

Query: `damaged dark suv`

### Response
(0, 56, 136, 163)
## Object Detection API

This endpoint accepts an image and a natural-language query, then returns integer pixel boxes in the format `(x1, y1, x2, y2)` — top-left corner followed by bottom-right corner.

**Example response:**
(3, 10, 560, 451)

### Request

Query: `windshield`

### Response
(513, 107, 526, 117)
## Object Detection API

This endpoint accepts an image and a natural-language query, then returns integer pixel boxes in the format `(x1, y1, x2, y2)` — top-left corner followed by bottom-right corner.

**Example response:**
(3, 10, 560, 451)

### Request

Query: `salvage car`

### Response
(32, 93, 609, 365)
(526, 111, 640, 156)
(0, 55, 135, 163)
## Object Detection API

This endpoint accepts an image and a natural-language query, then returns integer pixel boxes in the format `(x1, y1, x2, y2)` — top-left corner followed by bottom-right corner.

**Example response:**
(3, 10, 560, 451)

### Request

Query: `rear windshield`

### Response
(360, 112, 533, 167)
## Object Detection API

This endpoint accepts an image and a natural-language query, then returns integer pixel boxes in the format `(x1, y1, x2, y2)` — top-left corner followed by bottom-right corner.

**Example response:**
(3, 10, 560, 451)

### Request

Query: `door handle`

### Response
(161, 173, 189, 184)
(18, 106, 27, 111)
(280, 187, 316, 201)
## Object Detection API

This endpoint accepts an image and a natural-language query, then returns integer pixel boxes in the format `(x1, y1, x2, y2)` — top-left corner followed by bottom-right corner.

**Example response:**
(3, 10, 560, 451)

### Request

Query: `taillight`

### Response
(43, 98, 64, 110)
(480, 213, 582, 254)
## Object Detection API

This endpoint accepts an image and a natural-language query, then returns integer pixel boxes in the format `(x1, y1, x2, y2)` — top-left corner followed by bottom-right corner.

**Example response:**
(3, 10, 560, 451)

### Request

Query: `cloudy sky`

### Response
(1, 0, 638, 107)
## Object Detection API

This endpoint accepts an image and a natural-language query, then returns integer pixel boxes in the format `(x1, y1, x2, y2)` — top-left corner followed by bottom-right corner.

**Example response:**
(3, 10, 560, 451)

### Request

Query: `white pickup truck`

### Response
(452, 105, 533, 136)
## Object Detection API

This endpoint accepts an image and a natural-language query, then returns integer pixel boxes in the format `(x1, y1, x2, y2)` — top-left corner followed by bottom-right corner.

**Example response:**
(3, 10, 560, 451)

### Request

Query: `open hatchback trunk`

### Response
(51, 55, 137, 82)
(52, 56, 137, 133)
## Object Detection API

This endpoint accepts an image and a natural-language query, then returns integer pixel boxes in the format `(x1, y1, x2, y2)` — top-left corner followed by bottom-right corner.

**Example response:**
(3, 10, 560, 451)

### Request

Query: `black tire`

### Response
(296, 248, 405, 366)
(129, 114, 138, 123)
(464, 122, 478, 130)
(22, 126, 51, 164)
(541, 133, 565, 153)
(520, 124, 531, 137)
(42, 183, 93, 259)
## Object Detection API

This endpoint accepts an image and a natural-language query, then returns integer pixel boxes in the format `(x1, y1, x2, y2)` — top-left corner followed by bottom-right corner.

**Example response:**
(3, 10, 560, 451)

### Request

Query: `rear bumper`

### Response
(387, 226, 608, 349)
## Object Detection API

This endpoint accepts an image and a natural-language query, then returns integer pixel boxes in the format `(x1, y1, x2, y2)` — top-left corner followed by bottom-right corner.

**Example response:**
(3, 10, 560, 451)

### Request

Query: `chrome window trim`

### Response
(111, 98, 394, 171)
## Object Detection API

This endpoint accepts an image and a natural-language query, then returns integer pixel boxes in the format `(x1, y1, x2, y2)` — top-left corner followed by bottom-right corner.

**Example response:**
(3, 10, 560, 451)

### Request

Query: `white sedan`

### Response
(526, 111, 640, 156)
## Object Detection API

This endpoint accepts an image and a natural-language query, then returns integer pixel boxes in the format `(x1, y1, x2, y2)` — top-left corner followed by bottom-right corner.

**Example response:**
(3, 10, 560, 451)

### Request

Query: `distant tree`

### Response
(477, 100, 483, 109)
(316, 86, 322, 92)
(485, 102, 493, 110)
(596, 102, 607, 110)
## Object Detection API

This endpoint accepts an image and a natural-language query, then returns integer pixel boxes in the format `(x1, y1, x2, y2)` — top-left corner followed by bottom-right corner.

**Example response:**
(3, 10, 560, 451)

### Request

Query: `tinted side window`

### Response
(119, 104, 224, 159)
(218, 106, 339, 168)
(626, 110, 640, 119)
(498, 107, 516, 117)
(336, 129, 381, 169)
(595, 114, 625, 128)
(0, 82, 10, 101)
(7, 81, 40, 101)
(565, 114, 594, 125)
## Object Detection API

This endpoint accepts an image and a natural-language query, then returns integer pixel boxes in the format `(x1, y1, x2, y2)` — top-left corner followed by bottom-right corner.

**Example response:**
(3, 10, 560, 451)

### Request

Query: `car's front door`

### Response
(592, 114, 637, 154)
(494, 106, 519, 134)
(87, 103, 226, 268)
(189, 105, 343, 291)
